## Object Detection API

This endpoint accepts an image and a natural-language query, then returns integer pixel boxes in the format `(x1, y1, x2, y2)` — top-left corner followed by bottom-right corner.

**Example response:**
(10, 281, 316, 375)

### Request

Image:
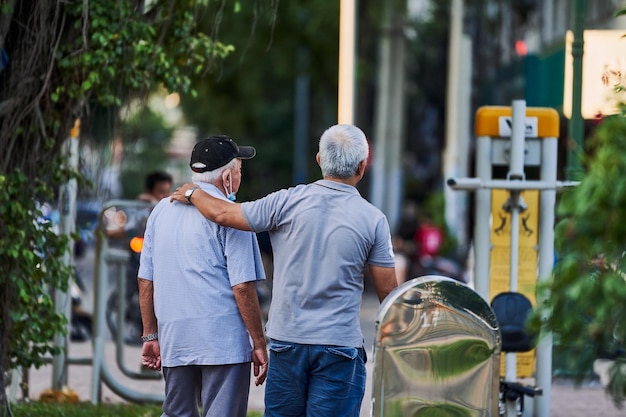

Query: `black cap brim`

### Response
(237, 146, 256, 159)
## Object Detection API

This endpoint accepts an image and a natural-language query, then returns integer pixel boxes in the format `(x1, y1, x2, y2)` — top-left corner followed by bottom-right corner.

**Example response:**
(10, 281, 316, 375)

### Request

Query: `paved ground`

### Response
(5, 246, 625, 417)
(5, 289, 624, 416)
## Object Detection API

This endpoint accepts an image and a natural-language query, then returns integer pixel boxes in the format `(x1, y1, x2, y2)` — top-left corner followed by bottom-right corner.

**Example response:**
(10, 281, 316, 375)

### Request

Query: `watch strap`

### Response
(141, 332, 158, 342)
(185, 186, 200, 204)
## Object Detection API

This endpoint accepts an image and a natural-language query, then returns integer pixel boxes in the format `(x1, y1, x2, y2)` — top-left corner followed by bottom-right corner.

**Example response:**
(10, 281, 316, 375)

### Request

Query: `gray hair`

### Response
(318, 124, 369, 179)
(191, 158, 238, 184)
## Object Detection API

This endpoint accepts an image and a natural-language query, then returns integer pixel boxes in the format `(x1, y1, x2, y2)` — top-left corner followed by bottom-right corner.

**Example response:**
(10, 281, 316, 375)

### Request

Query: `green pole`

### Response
(566, 0, 587, 181)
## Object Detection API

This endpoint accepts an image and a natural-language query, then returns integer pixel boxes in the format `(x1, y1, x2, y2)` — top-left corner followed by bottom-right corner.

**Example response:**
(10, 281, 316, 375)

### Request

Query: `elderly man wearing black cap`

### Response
(138, 135, 268, 417)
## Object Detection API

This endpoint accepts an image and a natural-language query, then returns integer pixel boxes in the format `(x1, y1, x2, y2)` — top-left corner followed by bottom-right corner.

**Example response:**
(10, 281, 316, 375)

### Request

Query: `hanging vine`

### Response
(0, 0, 249, 412)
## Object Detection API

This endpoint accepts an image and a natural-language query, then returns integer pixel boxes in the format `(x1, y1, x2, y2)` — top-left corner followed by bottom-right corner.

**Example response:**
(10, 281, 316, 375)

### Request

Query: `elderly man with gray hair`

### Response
(139, 135, 268, 417)
(171, 124, 398, 417)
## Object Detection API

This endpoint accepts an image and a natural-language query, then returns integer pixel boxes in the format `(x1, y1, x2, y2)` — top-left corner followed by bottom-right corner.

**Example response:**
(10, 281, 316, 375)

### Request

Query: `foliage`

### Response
(180, 0, 342, 197)
(530, 114, 626, 405)
(0, 171, 72, 371)
(9, 402, 262, 417)
(57, 1, 234, 109)
(0, 0, 239, 413)
(529, 5, 626, 406)
(118, 105, 175, 198)
(10, 402, 162, 417)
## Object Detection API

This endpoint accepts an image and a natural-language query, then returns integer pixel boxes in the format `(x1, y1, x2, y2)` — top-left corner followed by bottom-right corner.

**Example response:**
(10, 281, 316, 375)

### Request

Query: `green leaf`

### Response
(615, 8, 626, 17)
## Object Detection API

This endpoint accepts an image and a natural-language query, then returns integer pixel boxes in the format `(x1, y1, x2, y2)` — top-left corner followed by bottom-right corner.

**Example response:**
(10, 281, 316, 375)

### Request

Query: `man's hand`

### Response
(252, 345, 268, 386)
(141, 340, 161, 371)
(170, 183, 197, 204)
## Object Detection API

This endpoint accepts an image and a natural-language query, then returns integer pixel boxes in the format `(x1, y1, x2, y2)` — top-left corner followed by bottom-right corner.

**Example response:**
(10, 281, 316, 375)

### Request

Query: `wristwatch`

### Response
(184, 186, 200, 204)
(141, 332, 158, 342)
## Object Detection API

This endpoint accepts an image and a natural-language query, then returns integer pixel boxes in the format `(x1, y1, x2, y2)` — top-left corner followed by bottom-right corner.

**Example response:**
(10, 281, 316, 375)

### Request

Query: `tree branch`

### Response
(153, 0, 176, 52)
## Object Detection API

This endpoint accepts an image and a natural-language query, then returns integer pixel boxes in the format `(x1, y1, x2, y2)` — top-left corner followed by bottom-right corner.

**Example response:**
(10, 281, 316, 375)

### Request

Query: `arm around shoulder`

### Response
(190, 189, 250, 231)
(171, 183, 251, 231)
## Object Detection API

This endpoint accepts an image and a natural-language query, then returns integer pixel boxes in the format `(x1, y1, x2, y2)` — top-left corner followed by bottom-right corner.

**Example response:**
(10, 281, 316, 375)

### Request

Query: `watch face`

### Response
(185, 189, 193, 197)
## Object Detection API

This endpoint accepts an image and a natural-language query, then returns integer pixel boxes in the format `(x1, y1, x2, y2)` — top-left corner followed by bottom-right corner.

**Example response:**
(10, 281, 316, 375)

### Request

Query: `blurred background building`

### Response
(74, 0, 626, 270)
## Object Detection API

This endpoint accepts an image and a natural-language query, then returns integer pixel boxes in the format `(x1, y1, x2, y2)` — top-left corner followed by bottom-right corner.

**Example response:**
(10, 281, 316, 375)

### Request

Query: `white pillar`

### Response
(443, 0, 465, 243)
(52, 120, 80, 390)
(371, 0, 406, 231)
(338, 0, 356, 124)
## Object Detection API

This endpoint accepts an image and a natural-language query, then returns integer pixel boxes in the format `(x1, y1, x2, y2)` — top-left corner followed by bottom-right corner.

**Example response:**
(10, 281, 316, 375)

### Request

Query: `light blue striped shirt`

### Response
(138, 183, 265, 367)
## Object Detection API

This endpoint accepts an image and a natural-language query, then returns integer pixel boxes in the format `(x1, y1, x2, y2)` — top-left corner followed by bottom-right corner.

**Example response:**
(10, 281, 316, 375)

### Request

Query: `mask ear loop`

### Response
(223, 171, 231, 196)
(224, 171, 236, 201)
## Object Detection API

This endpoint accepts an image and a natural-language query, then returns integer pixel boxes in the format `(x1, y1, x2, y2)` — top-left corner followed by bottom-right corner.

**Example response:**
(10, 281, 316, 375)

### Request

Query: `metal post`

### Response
(509, 101, 526, 182)
(293, 44, 310, 185)
(504, 100, 526, 387)
(535, 137, 558, 417)
(566, 0, 587, 181)
(91, 231, 107, 404)
(473, 135, 491, 301)
(369, 0, 391, 211)
(384, 5, 406, 232)
(444, 34, 473, 252)
(443, 0, 466, 247)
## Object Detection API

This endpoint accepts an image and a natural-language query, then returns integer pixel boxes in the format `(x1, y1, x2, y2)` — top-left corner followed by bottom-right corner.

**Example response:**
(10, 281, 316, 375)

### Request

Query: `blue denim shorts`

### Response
(264, 339, 367, 417)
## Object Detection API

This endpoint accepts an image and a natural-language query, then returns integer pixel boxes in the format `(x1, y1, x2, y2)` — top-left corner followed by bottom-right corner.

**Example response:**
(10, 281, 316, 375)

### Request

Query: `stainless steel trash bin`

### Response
(371, 275, 501, 417)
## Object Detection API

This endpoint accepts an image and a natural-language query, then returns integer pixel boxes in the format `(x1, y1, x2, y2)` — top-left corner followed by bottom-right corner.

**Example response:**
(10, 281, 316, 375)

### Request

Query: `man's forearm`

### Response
(232, 282, 266, 349)
(188, 188, 251, 231)
(138, 278, 158, 335)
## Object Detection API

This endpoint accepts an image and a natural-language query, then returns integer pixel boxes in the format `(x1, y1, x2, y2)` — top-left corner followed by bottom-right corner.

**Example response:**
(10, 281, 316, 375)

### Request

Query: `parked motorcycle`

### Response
(105, 234, 145, 345)
(98, 202, 153, 345)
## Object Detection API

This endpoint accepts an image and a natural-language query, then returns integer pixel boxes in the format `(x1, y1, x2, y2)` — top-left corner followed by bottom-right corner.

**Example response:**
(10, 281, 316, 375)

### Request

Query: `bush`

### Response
(530, 114, 626, 406)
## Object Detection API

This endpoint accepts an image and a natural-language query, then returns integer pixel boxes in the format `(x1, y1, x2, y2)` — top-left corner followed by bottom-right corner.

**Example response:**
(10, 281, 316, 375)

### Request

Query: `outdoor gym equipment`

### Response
(371, 275, 501, 416)
(448, 100, 577, 416)
(90, 199, 163, 404)
(370, 101, 578, 416)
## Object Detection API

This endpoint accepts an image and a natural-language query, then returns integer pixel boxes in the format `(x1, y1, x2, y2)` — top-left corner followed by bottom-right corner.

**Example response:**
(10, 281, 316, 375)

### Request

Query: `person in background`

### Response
(138, 135, 268, 416)
(170, 124, 398, 417)
(137, 171, 174, 203)
(104, 171, 173, 239)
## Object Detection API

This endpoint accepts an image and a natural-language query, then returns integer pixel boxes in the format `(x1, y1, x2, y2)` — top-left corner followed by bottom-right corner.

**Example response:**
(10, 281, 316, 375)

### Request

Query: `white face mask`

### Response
(225, 175, 236, 202)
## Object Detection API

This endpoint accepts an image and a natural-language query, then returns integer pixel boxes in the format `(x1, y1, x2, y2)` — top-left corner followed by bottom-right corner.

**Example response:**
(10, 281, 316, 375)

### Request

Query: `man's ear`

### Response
(356, 160, 367, 177)
(221, 169, 231, 187)
(315, 152, 321, 166)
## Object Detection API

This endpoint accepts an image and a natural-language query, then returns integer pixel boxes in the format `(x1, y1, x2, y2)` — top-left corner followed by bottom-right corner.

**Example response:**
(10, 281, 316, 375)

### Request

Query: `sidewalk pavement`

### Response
(6, 290, 625, 417)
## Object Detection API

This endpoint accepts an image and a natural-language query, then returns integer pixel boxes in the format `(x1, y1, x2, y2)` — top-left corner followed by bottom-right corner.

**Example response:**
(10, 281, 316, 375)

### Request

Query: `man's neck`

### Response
(208, 180, 228, 197)
(323, 176, 359, 187)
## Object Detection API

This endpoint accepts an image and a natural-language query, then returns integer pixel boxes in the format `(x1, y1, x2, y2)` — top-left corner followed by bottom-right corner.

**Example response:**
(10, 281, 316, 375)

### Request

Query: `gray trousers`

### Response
(161, 363, 251, 417)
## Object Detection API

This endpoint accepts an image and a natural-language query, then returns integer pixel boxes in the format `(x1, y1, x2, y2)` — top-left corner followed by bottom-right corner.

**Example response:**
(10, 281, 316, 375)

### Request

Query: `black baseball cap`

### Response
(190, 135, 256, 173)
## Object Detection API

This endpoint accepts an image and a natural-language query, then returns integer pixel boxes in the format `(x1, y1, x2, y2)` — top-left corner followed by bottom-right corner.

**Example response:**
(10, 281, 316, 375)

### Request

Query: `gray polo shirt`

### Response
(241, 179, 395, 347)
